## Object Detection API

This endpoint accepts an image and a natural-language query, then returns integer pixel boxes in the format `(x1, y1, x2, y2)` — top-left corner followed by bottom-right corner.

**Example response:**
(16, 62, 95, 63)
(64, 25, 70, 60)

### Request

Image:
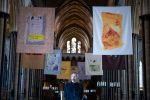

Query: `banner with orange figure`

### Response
(93, 6, 132, 55)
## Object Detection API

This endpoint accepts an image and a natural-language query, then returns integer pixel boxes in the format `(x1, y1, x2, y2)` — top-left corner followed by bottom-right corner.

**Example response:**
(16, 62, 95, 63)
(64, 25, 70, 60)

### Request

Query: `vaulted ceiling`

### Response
(31, 0, 108, 53)
(31, 0, 108, 7)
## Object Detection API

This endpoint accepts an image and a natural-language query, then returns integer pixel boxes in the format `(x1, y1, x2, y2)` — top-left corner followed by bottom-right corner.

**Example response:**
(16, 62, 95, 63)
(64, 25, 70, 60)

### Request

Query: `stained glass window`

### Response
(67, 37, 81, 53)
(71, 37, 76, 53)
(139, 61, 143, 90)
(77, 41, 81, 53)
(67, 41, 70, 53)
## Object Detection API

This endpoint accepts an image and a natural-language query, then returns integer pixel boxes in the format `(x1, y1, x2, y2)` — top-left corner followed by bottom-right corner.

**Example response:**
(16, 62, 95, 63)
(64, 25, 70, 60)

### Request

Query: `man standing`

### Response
(64, 72, 83, 100)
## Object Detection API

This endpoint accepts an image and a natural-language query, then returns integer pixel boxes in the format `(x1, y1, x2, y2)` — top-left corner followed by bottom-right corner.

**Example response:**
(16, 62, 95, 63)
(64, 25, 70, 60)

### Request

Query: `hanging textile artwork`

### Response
(21, 53, 44, 69)
(44, 49, 62, 75)
(85, 53, 103, 75)
(57, 61, 71, 79)
(17, 7, 55, 53)
(93, 6, 132, 55)
(102, 55, 126, 70)
(77, 62, 91, 80)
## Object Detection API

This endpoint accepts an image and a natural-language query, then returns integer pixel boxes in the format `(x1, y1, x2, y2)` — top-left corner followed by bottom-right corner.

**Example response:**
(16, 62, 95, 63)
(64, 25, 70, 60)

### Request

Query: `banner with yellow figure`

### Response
(93, 6, 133, 55)
(57, 61, 71, 79)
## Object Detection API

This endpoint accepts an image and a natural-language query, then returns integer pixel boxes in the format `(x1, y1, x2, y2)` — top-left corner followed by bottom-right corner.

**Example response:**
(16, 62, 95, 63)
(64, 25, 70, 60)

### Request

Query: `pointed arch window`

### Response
(67, 41, 70, 53)
(77, 41, 81, 53)
(139, 61, 143, 90)
(67, 37, 81, 53)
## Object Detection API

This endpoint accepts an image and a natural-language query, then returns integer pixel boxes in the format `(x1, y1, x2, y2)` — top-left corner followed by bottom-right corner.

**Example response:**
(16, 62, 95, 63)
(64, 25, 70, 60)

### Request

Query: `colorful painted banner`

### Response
(44, 49, 62, 75)
(85, 53, 103, 75)
(77, 62, 91, 80)
(57, 61, 71, 79)
(17, 7, 55, 53)
(21, 53, 44, 69)
(93, 6, 133, 55)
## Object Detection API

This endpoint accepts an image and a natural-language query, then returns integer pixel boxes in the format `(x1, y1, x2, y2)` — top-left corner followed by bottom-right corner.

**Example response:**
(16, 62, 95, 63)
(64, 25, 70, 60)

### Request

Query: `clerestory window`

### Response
(67, 37, 81, 53)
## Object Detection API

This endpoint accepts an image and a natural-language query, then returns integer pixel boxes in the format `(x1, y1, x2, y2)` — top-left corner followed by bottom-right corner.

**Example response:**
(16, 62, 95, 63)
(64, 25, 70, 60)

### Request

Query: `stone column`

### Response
(0, 13, 5, 83)
(25, 68, 29, 100)
(140, 14, 150, 100)
(127, 55, 133, 100)
(0, 12, 9, 99)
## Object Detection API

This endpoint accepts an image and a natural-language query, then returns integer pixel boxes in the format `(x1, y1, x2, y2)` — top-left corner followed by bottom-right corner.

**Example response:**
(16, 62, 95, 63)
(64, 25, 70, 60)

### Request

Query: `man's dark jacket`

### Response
(64, 82, 83, 100)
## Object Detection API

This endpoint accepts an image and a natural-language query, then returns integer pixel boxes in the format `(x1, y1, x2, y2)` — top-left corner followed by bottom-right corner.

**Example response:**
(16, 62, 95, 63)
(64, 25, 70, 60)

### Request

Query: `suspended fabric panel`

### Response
(57, 61, 71, 79)
(77, 62, 91, 80)
(21, 53, 44, 69)
(85, 53, 103, 75)
(71, 66, 78, 73)
(44, 49, 62, 75)
(16, 7, 55, 53)
(93, 6, 133, 55)
(102, 55, 126, 70)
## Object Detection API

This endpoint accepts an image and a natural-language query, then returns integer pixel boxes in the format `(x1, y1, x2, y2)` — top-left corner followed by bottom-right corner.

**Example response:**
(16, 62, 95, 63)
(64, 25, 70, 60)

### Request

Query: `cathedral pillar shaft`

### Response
(140, 14, 150, 100)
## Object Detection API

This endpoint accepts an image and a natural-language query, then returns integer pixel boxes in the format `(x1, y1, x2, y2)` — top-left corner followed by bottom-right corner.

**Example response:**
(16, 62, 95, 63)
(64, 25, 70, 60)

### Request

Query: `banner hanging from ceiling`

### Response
(102, 55, 126, 70)
(17, 7, 55, 53)
(77, 62, 91, 80)
(57, 61, 72, 79)
(44, 49, 62, 75)
(85, 53, 103, 75)
(93, 6, 133, 55)
(21, 53, 44, 69)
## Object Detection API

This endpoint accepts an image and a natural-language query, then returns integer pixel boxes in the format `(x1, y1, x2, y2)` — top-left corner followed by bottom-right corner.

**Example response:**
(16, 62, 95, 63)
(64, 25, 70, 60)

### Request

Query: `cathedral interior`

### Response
(0, 0, 150, 100)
